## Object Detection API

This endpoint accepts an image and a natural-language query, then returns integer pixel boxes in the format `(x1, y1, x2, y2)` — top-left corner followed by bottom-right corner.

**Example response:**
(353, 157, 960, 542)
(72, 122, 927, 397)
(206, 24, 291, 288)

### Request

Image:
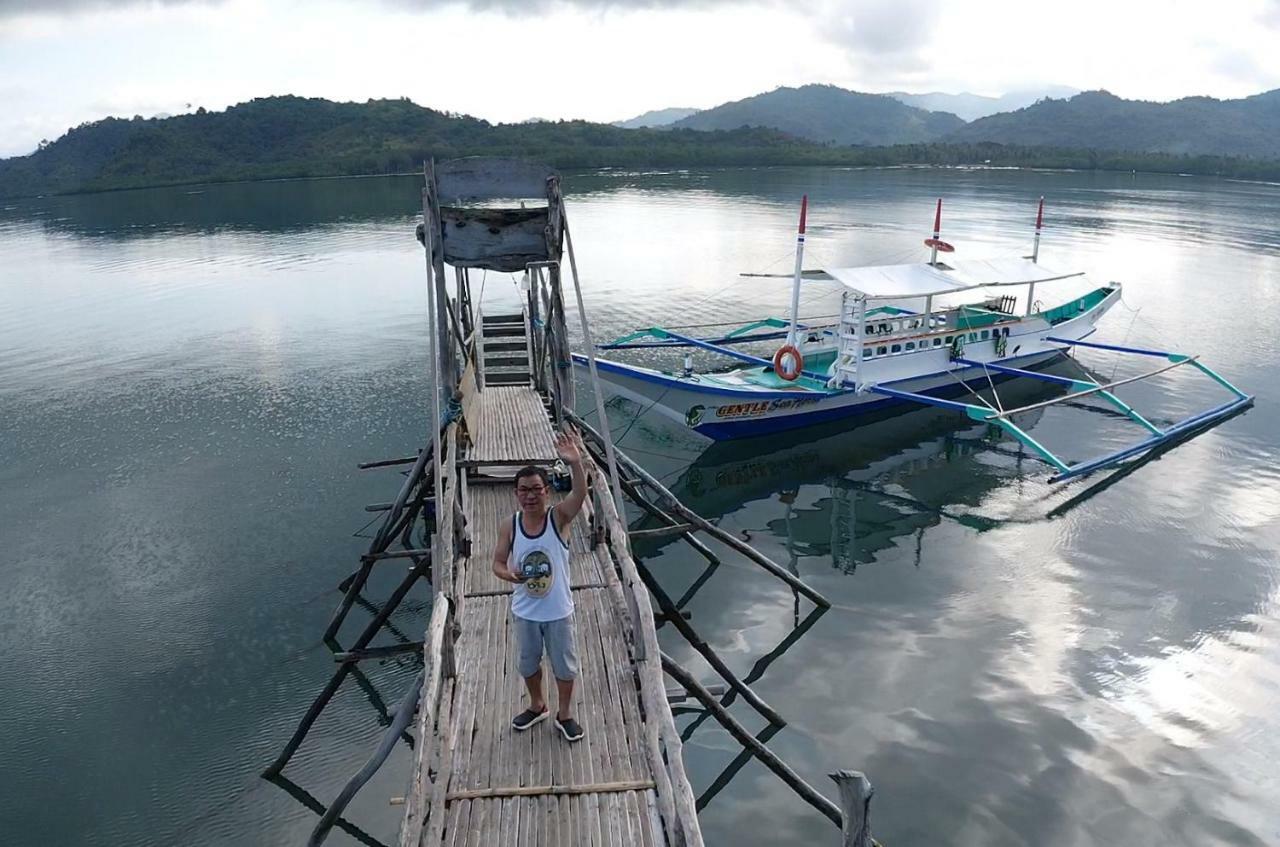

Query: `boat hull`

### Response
(577, 287, 1119, 440)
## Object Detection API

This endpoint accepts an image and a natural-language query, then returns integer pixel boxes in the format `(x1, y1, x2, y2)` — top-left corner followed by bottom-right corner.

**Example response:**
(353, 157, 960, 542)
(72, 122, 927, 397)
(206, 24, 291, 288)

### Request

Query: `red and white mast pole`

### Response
(786, 195, 808, 346)
(1026, 196, 1045, 315)
(1031, 195, 1044, 264)
(929, 198, 942, 265)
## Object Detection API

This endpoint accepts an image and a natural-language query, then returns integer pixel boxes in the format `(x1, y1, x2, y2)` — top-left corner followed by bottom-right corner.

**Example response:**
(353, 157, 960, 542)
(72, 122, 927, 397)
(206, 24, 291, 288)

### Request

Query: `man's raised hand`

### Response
(555, 426, 584, 465)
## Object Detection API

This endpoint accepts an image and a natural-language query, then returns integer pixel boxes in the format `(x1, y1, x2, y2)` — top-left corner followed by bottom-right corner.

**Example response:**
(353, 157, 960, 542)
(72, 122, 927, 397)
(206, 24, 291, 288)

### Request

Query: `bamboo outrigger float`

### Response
(265, 158, 879, 846)
(580, 197, 1254, 482)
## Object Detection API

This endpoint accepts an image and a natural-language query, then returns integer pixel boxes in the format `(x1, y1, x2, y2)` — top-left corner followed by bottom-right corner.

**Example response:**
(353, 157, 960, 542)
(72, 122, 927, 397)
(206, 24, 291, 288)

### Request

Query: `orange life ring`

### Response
(772, 344, 803, 381)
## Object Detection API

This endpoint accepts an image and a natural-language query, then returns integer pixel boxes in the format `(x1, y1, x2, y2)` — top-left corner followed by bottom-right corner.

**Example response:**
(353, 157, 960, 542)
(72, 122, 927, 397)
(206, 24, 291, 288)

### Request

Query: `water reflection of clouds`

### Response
(651, 364, 1272, 841)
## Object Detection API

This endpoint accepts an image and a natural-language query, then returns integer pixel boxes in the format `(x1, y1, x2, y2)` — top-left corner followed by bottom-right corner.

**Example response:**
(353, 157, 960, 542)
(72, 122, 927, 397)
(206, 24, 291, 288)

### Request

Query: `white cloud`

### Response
(1, 0, 1279, 159)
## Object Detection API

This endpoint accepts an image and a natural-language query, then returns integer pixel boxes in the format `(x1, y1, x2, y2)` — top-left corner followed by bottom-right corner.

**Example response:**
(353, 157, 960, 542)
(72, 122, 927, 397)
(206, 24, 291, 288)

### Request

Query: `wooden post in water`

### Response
(830, 770, 874, 847)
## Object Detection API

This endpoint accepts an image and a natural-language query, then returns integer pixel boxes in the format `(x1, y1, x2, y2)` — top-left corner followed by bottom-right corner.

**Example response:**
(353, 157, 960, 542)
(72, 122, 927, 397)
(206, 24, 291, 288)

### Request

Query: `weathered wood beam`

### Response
(307, 667, 425, 846)
(363, 548, 432, 562)
(358, 455, 421, 470)
(617, 476, 720, 566)
(333, 642, 426, 663)
(628, 523, 696, 541)
(640, 561, 786, 727)
(263, 555, 431, 778)
(398, 597, 452, 845)
(665, 683, 726, 704)
(830, 770, 874, 847)
(446, 780, 657, 801)
(660, 651, 842, 828)
(571, 412, 830, 609)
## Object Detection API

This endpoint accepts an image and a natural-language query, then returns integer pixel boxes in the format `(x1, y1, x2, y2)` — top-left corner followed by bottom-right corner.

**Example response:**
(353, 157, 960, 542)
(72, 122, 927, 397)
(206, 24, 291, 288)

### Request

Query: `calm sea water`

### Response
(1, 168, 1277, 846)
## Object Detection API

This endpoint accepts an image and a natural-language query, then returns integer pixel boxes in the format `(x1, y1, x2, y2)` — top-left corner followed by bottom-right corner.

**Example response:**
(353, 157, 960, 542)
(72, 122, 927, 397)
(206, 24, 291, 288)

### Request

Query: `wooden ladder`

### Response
(479, 312, 532, 387)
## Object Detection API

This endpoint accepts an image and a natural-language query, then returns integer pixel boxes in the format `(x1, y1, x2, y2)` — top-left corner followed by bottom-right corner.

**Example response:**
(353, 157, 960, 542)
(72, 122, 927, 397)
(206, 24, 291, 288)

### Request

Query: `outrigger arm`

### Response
(620, 326, 833, 384)
(865, 337, 1254, 483)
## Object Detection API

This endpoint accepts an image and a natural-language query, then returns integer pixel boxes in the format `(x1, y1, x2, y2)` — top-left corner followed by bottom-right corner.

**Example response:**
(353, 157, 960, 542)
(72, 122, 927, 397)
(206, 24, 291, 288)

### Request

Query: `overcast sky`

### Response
(2, 0, 1279, 158)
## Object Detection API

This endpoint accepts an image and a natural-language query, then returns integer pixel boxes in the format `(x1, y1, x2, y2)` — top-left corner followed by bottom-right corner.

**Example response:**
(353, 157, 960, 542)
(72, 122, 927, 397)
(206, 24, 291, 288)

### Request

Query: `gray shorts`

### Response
(513, 613, 578, 681)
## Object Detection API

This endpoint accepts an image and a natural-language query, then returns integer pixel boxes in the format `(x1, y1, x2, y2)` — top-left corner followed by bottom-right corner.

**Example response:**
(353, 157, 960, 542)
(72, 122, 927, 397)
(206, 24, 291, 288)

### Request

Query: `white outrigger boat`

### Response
(576, 198, 1254, 482)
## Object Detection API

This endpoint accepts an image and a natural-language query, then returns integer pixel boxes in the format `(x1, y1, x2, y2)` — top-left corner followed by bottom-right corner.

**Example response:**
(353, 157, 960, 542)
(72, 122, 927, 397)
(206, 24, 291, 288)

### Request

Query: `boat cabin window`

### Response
(968, 332, 977, 342)
(877, 345, 887, 356)
(933, 338, 942, 347)
(980, 330, 989, 340)
(891, 344, 901, 353)
(905, 341, 916, 351)
(945, 335, 954, 343)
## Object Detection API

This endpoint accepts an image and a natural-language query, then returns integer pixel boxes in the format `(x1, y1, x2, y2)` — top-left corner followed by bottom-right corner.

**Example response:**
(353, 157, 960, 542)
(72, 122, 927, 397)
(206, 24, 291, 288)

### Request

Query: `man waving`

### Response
(491, 427, 587, 742)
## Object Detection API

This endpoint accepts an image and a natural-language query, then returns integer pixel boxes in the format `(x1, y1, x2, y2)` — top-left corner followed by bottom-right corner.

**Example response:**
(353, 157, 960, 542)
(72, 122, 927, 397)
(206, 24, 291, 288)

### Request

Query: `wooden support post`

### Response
(323, 559, 375, 643)
(371, 441, 433, 554)
(358, 455, 420, 470)
(660, 652, 843, 828)
(629, 523, 696, 540)
(572, 412, 830, 608)
(365, 548, 433, 561)
(546, 263, 573, 425)
(665, 683, 726, 703)
(639, 561, 786, 727)
(830, 770, 874, 847)
(263, 555, 431, 778)
(445, 298, 468, 367)
(618, 476, 720, 566)
(425, 162, 457, 393)
(307, 667, 426, 847)
(333, 642, 426, 663)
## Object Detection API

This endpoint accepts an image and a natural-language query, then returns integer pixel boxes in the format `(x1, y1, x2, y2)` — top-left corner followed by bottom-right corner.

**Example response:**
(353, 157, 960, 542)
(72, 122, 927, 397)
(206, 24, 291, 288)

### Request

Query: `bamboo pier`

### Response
(397, 388, 702, 846)
(266, 157, 876, 847)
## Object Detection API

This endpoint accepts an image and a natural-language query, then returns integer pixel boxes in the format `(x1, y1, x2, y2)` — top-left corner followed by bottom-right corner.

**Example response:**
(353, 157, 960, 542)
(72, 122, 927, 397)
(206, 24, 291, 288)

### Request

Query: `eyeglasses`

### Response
(516, 486, 546, 495)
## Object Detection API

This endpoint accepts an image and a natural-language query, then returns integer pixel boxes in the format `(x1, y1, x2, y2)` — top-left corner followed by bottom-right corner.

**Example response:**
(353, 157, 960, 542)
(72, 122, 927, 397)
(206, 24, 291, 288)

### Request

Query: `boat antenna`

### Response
(786, 195, 808, 346)
(1031, 196, 1044, 264)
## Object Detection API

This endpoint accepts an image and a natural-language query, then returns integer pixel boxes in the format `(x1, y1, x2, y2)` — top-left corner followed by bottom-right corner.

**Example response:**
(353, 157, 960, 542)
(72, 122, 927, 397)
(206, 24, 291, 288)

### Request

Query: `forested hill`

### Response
(949, 90, 1280, 158)
(5, 93, 1280, 199)
(672, 84, 965, 145)
(0, 95, 837, 198)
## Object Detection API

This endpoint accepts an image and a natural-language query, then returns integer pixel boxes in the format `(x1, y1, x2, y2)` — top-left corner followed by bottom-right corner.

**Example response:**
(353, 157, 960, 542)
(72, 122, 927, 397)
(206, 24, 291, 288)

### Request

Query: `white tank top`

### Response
(509, 511, 573, 621)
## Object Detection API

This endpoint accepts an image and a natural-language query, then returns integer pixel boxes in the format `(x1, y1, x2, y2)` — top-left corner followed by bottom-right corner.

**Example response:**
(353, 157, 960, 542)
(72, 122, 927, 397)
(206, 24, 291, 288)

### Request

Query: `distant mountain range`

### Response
(613, 86, 1079, 128)
(612, 107, 700, 129)
(617, 84, 1280, 158)
(6, 85, 1280, 198)
(887, 87, 1081, 122)
(952, 89, 1280, 158)
(670, 85, 965, 145)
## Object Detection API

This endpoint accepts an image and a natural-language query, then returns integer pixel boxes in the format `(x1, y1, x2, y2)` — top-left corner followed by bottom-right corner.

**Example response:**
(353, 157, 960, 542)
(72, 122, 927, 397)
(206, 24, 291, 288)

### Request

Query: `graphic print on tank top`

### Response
(518, 547, 554, 598)
(511, 511, 573, 622)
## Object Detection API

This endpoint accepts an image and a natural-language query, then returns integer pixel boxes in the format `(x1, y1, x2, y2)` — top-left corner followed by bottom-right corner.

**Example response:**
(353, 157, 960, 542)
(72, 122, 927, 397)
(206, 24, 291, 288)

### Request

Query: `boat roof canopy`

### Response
(823, 258, 1084, 300)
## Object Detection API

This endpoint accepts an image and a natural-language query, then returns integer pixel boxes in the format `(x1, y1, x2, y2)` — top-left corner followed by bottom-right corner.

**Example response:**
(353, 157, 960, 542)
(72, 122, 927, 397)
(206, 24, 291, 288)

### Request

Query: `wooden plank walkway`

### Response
(400, 383, 700, 846)
(466, 387, 558, 467)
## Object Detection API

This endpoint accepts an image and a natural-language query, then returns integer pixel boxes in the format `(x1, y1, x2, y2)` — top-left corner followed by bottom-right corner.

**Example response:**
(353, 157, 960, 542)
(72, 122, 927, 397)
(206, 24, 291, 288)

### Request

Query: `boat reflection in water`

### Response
(620, 359, 1102, 575)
